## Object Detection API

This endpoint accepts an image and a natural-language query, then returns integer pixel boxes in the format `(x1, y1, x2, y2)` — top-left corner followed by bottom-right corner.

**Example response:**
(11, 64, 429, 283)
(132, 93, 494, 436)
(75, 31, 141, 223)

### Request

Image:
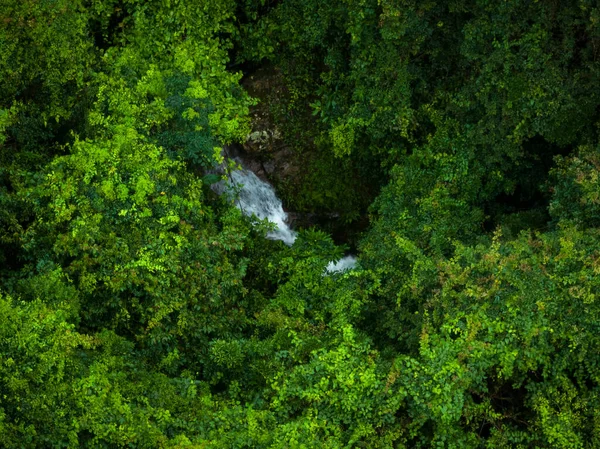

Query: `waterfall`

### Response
(213, 153, 357, 272)
(326, 256, 357, 273)
(222, 168, 297, 246)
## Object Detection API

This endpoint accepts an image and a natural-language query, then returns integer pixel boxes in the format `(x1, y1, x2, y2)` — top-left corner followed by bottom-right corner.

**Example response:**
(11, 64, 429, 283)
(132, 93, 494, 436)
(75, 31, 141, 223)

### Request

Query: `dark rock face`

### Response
(224, 141, 297, 184)
(237, 66, 302, 185)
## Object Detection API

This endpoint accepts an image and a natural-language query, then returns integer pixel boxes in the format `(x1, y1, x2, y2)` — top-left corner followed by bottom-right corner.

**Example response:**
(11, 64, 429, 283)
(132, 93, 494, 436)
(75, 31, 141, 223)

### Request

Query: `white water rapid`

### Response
(325, 256, 357, 273)
(225, 168, 297, 245)
(212, 156, 357, 273)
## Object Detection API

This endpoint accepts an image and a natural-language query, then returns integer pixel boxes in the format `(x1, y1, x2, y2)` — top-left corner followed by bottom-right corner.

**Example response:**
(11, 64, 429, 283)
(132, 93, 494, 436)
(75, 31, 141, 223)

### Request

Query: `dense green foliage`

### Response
(2, 0, 600, 447)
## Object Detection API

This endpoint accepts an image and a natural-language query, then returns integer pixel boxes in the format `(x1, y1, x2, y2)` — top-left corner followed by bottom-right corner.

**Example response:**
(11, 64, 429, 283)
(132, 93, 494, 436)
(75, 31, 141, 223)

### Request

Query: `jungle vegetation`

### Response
(1, 0, 600, 447)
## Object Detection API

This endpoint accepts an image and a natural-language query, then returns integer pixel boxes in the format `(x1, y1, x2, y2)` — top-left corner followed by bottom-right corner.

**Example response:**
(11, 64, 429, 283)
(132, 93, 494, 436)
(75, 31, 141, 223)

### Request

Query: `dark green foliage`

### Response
(2, 0, 600, 447)
(550, 145, 600, 228)
(155, 74, 219, 166)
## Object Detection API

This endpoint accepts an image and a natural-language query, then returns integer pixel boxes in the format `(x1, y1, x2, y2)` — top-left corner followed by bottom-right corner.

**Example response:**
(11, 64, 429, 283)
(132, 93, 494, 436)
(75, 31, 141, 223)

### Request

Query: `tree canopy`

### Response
(2, 0, 600, 447)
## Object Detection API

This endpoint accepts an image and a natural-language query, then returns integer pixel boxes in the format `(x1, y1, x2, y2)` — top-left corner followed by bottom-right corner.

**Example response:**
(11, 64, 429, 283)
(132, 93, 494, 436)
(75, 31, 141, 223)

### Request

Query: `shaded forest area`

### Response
(1, 0, 600, 447)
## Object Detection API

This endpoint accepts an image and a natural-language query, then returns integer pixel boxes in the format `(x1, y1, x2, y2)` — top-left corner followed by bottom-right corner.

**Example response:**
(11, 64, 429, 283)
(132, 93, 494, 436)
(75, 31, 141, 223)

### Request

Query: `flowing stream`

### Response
(213, 156, 357, 273)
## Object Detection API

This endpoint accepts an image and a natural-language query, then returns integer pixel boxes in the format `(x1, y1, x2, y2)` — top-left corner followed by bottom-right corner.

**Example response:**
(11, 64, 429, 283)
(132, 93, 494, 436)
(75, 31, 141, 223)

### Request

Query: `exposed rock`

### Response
(239, 66, 300, 184)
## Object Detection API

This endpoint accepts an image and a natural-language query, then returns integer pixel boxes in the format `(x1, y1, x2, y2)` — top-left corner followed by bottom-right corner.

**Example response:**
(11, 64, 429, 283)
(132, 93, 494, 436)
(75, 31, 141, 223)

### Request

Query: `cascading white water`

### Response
(226, 168, 297, 246)
(213, 156, 356, 272)
(326, 255, 357, 273)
